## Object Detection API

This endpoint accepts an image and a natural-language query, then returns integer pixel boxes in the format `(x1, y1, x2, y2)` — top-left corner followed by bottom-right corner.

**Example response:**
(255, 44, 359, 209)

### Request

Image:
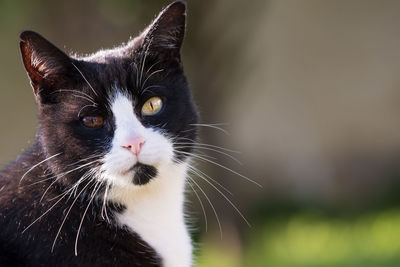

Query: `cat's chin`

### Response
(102, 162, 159, 187)
(130, 163, 158, 185)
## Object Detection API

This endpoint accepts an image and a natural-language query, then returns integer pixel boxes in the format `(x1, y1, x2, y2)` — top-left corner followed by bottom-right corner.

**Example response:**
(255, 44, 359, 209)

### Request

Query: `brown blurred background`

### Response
(1, 1, 400, 266)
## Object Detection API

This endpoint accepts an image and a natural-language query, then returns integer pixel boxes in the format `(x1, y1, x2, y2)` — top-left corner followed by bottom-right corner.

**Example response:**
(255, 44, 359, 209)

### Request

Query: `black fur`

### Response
(131, 163, 158, 185)
(0, 1, 198, 266)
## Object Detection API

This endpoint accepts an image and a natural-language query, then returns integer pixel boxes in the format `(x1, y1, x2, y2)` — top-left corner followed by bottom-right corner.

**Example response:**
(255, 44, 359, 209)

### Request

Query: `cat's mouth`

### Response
(122, 163, 158, 185)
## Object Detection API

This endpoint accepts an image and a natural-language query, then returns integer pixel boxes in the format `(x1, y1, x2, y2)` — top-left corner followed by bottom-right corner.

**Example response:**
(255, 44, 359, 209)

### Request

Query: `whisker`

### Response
(141, 69, 164, 89)
(185, 164, 233, 196)
(189, 123, 230, 135)
(22, 190, 70, 233)
(74, 181, 102, 256)
(101, 181, 111, 223)
(187, 176, 222, 239)
(51, 178, 96, 252)
(188, 167, 251, 227)
(72, 94, 97, 105)
(141, 85, 164, 96)
(78, 104, 97, 118)
(173, 137, 241, 154)
(40, 159, 102, 202)
(131, 62, 139, 89)
(178, 151, 262, 188)
(187, 180, 208, 232)
(145, 60, 161, 76)
(66, 155, 104, 168)
(56, 89, 95, 102)
(176, 150, 217, 161)
(175, 145, 242, 165)
(72, 63, 98, 97)
(47, 171, 92, 202)
(23, 176, 55, 187)
(174, 142, 241, 154)
(20, 153, 62, 185)
(65, 170, 96, 201)
(139, 37, 153, 88)
(175, 157, 233, 196)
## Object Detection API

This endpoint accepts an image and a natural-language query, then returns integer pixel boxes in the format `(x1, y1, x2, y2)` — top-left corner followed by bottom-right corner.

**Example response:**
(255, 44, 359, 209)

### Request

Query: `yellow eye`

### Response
(82, 116, 104, 128)
(142, 97, 163, 116)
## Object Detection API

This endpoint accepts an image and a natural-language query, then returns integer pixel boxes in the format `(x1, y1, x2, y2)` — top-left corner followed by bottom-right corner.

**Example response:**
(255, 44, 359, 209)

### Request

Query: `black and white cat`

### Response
(0, 1, 198, 266)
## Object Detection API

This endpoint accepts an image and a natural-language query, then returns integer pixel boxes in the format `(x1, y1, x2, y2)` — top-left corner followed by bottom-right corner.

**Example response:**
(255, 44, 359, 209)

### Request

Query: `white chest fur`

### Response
(109, 163, 192, 267)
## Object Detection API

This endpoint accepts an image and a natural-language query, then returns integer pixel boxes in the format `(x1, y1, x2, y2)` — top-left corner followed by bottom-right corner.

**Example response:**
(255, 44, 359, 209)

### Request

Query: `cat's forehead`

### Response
(76, 59, 142, 99)
(76, 51, 178, 104)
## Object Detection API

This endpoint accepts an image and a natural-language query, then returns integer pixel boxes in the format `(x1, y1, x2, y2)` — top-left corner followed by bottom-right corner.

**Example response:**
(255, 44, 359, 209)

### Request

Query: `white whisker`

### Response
(22, 190, 69, 233)
(56, 89, 95, 102)
(179, 151, 262, 188)
(138, 37, 153, 88)
(175, 145, 242, 165)
(173, 137, 241, 154)
(145, 60, 161, 76)
(101, 181, 111, 223)
(72, 94, 97, 105)
(74, 181, 102, 256)
(187, 180, 208, 232)
(188, 176, 222, 239)
(40, 159, 102, 202)
(66, 155, 104, 168)
(177, 150, 217, 161)
(190, 123, 230, 135)
(188, 167, 251, 227)
(141, 69, 164, 89)
(131, 62, 139, 89)
(78, 104, 97, 118)
(187, 176, 222, 239)
(185, 164, 233, 196)
(19, 153, 62, 185)
(72, 63, 98, 97)
(174, 142, 241, 154)
(51, 178, 96, 252)
(141, 85, 164, 95)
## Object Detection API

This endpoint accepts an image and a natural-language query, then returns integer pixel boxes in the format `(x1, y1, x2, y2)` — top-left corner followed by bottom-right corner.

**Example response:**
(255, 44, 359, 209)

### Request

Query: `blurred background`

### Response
(1, 0, 400, 266)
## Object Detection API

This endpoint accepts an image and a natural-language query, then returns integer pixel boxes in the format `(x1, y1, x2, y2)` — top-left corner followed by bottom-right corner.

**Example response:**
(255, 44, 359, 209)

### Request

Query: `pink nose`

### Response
(121, 136, 146, 156)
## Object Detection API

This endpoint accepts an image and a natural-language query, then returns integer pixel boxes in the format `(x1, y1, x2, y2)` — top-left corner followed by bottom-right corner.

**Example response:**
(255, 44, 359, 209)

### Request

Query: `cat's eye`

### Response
(142, 97, 163, 116)
(82, 116, 104, 128)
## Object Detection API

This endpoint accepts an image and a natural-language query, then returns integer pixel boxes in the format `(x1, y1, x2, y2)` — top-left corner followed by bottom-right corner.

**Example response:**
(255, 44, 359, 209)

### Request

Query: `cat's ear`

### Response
(139, 1, 186, 59)
(19, 31, 74, 98)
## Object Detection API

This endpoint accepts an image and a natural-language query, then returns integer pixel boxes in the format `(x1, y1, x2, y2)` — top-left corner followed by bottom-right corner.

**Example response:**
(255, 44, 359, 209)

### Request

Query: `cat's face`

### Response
(19, 2, 197, 189)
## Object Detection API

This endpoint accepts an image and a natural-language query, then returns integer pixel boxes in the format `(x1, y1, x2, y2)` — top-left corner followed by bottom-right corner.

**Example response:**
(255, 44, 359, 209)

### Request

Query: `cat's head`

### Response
(19, 1, 198, 189)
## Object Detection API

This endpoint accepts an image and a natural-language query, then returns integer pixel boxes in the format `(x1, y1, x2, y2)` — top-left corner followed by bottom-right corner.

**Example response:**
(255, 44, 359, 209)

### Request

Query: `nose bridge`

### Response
(116, 114, 146, 147)
(112, 92, 145, 140)
(116, 116, 146, 155)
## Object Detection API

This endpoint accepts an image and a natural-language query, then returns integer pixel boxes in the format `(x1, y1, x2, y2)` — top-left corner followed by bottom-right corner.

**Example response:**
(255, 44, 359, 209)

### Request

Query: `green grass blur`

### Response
(197, 208, 400, 267)
(2, 1, 400, 266)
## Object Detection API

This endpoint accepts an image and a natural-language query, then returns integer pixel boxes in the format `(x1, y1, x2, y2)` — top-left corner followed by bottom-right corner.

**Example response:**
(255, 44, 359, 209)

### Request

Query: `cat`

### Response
(0, 1, 198, 266)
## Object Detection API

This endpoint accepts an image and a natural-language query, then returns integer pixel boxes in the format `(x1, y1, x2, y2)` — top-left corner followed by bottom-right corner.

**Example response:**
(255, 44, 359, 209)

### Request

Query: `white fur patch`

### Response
(100, 92, 173, 187)
(109, 163, 192, 267)
(102, 92, 192, 267)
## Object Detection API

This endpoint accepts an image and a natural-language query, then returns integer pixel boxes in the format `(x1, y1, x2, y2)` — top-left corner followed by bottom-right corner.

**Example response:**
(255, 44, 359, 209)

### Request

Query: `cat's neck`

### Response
(109, 162, 192, 267)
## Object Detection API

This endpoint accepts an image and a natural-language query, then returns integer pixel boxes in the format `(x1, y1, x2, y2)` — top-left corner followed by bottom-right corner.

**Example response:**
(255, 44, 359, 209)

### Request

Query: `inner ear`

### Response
(19, 31, 75, 97)
(135, 1, 187, 59)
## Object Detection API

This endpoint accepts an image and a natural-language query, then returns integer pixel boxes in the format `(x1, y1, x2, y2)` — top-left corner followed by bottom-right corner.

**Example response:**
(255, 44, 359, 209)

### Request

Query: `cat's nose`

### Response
(121, 136, 146, 156)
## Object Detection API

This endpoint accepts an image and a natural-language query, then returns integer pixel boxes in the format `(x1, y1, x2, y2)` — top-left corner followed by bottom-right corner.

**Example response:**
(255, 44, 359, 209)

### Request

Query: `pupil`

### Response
(150, 102, 154, 110)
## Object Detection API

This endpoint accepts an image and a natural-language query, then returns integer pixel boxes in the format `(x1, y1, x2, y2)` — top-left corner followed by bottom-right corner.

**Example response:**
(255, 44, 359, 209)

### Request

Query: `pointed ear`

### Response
(140, 1, 186, 58)
(19, 31, 74, 97)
